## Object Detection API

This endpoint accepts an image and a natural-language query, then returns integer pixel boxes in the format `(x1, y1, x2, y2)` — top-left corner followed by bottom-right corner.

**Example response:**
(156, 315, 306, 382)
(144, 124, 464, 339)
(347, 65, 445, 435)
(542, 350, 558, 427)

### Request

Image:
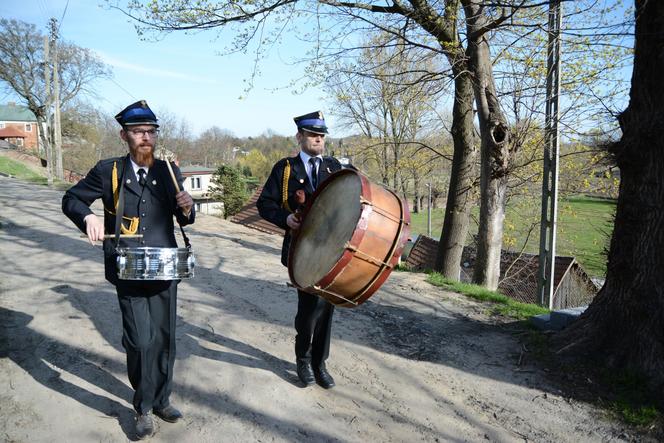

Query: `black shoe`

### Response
(314, 367, 336, 389)
(296, 359, 316, 386)
(135, 413, 154, 440)
(153, 405, 183, 423)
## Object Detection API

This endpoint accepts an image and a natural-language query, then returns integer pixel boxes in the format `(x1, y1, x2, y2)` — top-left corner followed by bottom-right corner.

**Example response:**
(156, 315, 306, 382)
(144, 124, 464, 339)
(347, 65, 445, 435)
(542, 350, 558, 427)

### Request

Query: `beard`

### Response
(130, 143, 155, 167)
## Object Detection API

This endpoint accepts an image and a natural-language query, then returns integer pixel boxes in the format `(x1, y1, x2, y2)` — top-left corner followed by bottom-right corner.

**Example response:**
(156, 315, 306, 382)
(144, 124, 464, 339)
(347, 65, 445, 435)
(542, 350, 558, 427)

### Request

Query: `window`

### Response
(25, 123, 32, 132)
(16, 138, 23, 147)
(0, 123, 5, 129)
(190, 177, 201, 190)
(195, 203, 202, 212)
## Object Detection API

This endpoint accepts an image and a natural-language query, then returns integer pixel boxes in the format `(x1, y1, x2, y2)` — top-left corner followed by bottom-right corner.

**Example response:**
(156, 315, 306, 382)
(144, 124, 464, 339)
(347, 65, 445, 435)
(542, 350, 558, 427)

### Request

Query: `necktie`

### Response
(309, 158, 319, 190)
(137, 168, 146, 187)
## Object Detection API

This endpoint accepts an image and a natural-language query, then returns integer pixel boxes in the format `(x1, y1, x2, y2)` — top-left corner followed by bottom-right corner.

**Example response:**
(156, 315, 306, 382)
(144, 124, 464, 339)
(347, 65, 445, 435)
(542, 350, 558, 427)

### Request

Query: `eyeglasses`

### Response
(127, 128, 159, 138)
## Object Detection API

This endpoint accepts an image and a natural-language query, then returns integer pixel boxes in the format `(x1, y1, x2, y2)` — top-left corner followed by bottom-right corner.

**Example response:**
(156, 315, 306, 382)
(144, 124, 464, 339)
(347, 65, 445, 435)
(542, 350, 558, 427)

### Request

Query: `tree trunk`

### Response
(435, 69, 478, 279)
(463, 0, 512, 290)
(557, 0, 664, 390)
(35, 113, 53, 187)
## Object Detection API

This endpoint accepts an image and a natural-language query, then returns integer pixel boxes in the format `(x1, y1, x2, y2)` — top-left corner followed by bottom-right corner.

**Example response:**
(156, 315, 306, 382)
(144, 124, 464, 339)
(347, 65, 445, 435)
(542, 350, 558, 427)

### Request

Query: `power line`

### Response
(57, 0, 69, 34)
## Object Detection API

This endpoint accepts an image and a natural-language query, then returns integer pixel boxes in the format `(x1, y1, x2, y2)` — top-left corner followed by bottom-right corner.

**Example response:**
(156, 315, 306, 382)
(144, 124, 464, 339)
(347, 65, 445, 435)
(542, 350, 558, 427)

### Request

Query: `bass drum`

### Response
(288, 169, 410, 307)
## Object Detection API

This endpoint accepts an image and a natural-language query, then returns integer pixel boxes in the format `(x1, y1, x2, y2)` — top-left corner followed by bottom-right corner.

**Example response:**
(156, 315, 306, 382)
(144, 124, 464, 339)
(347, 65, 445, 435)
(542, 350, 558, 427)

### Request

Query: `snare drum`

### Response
(116, 247, 195, 280)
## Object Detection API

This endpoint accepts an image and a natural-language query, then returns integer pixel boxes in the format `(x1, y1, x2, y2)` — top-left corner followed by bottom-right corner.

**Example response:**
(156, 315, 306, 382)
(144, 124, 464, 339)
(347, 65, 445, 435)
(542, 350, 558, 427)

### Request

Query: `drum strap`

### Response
(105, 160, 140, 235)
(113, 156, 128, 249)
(281, 159, 292, 212)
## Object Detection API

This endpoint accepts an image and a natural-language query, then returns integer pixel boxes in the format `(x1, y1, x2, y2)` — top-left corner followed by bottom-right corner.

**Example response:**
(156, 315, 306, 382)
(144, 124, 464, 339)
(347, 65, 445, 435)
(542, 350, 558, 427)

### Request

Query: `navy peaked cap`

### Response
(294, 110, 328, 134)
(115, 100, 159, 127)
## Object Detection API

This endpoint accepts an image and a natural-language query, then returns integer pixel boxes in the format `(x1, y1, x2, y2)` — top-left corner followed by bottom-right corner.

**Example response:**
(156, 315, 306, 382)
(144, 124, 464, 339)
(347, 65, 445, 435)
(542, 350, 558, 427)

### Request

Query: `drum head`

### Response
(291, 172, 362, 288)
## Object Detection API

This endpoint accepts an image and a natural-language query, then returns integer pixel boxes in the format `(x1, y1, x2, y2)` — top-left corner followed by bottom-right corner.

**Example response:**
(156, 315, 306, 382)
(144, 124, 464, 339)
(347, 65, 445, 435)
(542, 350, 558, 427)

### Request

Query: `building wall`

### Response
(182, 173, 214, 199)
(195, 200, 224, 216)
(0, 121, 39, 150)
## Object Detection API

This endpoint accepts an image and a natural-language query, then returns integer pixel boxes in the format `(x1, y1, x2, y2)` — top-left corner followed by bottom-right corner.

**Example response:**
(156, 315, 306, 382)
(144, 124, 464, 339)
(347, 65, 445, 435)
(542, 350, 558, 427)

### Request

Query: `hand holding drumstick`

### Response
(286, 189, 306, 230)
(165, 160, 194, 216)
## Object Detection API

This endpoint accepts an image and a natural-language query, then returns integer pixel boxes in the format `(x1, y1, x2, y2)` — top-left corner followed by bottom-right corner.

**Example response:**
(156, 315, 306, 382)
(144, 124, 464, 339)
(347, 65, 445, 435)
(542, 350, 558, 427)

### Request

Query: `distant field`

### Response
(409, 196, 616, 277)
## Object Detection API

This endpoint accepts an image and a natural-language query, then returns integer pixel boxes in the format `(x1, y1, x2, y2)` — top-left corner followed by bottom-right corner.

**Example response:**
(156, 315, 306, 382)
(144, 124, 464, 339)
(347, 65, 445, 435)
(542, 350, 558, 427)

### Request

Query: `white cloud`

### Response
(98, 52, 215, 84)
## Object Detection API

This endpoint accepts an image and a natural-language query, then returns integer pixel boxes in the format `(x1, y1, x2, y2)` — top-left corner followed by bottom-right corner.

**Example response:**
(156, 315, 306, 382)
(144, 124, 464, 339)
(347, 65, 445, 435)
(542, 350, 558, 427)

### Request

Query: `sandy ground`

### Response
(0, 174, 639, 442)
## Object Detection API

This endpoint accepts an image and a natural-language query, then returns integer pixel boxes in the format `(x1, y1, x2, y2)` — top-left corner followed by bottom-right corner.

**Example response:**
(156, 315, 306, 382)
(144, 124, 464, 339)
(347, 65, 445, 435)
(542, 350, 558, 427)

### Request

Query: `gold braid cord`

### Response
(104, 161, 139, 235)
(281, 159, 292, 212)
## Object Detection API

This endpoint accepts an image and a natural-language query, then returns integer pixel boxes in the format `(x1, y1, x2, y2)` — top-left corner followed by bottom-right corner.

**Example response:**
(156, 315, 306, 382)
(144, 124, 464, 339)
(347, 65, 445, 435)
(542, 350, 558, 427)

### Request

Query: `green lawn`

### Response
(409, 195, 615, 277)
(0, 156, 47, 183)
(0, 155, 70, 189)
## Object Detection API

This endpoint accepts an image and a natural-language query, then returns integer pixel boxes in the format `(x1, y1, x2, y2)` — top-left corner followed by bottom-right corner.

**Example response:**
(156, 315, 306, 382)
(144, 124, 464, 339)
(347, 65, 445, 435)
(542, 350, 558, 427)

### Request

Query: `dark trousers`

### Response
(294, 290, 335, 369)
(116, 280, 177, 414)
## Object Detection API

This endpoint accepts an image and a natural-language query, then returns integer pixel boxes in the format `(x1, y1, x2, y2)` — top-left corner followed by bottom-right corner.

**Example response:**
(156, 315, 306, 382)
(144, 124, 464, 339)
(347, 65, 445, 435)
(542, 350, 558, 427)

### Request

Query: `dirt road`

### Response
(0, 175, 633, 442)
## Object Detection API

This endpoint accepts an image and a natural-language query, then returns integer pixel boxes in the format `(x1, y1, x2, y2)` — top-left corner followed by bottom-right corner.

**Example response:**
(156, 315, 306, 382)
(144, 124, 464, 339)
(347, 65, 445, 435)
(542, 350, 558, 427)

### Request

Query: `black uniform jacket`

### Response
(62, 155, 195, 285)
(257, 154, 342, 266)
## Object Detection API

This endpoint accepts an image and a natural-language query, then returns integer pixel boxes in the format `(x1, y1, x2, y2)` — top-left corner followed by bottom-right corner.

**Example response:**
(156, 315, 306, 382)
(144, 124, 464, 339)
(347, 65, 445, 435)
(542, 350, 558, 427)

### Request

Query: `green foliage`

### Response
(209, 164, 247, 219)
(239, 149, 271, 183)
(426, 272, 549, 320)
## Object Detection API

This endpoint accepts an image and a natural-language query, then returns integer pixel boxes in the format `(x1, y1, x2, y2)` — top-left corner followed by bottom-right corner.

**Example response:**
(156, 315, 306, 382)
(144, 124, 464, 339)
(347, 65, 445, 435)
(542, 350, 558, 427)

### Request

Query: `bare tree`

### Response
(328, 36, 447, 192)
(0, 19, 110, 185)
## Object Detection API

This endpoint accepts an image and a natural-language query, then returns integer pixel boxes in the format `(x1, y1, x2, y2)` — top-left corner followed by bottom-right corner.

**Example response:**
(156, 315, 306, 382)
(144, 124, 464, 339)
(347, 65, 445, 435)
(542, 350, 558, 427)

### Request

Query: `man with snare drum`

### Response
(257, 111, 342, 389)
(62, 100, 194, 439)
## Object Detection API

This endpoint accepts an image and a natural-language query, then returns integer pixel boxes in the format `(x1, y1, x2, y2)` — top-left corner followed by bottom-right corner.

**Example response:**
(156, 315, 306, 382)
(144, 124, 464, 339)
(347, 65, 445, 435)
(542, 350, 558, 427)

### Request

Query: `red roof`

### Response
(0, 127, 27, 138)
(230, 186, 285, 236)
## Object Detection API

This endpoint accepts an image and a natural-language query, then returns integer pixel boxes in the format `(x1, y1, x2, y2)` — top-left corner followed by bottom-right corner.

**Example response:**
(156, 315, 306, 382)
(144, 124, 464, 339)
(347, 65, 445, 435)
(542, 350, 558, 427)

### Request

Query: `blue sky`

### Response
(0, 0, 331, 137)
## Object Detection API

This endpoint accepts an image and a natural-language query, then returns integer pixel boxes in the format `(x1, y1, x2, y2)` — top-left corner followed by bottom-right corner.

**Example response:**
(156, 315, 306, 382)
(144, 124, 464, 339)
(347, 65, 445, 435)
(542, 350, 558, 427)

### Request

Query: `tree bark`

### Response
(435, 68, 477, 279)
(557, 0, 664, 390)
(463, 0, 512, 290)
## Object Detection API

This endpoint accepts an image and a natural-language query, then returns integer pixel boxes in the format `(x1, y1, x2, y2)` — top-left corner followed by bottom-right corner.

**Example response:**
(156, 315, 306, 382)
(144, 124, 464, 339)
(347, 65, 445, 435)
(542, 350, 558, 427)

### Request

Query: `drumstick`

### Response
(79, 234, 144, 239)
(165, 160, 181, 193)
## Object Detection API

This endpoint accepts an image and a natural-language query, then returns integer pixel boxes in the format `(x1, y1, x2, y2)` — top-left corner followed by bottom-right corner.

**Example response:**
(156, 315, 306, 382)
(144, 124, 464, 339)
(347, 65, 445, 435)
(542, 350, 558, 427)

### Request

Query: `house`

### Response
(0, 103, 39, 151)
(179, 165, 224, 216)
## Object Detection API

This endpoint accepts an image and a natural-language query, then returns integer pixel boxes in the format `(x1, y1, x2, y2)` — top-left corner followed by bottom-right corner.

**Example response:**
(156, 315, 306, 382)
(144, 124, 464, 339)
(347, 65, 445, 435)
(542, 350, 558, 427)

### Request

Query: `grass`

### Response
(0, 156, 46, 181)
(409, 195, 616, 277)
(426, 272, 550, 320)
(603, 370, 662, 427)
(0, 155, 71, 190)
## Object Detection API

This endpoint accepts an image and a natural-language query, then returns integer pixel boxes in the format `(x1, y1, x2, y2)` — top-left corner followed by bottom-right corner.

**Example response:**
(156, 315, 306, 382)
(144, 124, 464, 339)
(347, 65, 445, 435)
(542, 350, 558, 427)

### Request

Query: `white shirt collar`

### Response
(299, 150, 322, 165)
(129, 157, 149, 177)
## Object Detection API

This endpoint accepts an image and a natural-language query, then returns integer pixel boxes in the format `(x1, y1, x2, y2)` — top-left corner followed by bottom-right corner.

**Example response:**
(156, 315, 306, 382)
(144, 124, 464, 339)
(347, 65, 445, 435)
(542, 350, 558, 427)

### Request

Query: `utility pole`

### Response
(43, 35, 53, 186)
(537, 0, 562, 309)
(50, 18, 64, 181)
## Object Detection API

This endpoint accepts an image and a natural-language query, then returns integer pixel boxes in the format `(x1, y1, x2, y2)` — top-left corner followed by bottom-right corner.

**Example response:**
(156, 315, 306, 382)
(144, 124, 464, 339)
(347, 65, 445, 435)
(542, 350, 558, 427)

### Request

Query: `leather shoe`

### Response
(314, 367, 336, 389)
(153, 405, 183, 423)
(135, 413, 154, 440)
(296, 359, 316, 386)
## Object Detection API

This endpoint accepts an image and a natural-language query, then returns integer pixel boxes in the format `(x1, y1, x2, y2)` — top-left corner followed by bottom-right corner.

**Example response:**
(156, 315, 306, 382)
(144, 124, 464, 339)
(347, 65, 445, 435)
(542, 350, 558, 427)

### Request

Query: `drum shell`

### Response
(288, 170, 410, 307)
(116, 247, 195, 280)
